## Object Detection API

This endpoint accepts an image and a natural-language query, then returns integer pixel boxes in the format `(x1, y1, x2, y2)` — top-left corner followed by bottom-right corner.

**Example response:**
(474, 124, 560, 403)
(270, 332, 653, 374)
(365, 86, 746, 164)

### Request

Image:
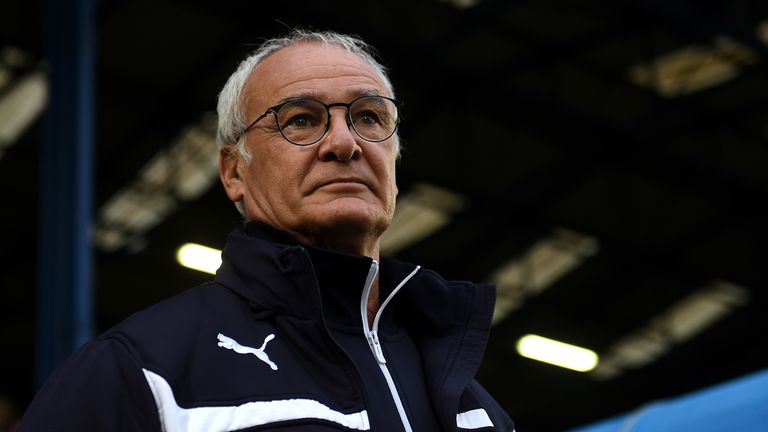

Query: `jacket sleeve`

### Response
(18, 338, 161, 432)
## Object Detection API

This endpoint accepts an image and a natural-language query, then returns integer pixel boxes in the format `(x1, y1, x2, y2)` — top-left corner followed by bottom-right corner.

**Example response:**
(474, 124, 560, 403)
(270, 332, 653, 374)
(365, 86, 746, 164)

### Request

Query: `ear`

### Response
(219, 145, 245, 204)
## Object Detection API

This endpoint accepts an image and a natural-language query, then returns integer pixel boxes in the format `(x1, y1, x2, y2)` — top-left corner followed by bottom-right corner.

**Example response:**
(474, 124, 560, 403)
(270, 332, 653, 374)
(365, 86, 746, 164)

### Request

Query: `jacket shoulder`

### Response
(104, 283, 227, 332)
(99, 283, 248, 374)
(19, 336, 162, 431)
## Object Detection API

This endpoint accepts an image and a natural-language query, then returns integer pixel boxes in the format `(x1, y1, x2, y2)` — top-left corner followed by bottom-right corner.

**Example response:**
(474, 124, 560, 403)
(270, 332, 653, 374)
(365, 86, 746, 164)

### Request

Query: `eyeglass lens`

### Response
(275, 96, 398, 145)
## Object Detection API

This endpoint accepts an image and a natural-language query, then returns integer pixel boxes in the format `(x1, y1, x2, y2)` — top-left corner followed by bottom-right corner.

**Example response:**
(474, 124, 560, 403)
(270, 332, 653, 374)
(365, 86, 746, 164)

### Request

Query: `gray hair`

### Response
(216, 29, 398, 165)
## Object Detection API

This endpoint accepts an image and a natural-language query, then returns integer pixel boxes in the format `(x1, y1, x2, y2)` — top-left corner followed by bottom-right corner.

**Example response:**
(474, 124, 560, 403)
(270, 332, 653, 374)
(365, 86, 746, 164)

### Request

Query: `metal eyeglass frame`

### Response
(236, 95, 401, 146)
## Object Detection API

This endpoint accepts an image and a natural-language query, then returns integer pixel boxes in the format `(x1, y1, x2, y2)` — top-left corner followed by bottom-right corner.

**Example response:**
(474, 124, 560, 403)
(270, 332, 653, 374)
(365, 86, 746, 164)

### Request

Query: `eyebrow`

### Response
(273, 88, 384, 106)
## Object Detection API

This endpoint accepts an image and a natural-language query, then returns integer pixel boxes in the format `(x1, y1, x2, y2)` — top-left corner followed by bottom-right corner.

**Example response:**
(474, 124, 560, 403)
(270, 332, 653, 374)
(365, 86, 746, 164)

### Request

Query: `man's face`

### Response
(220, 43, 399, 256)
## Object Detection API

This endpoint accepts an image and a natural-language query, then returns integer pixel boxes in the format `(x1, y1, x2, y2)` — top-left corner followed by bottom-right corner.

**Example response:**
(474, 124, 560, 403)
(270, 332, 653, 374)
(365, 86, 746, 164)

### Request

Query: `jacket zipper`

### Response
(360, 260, 421, 432)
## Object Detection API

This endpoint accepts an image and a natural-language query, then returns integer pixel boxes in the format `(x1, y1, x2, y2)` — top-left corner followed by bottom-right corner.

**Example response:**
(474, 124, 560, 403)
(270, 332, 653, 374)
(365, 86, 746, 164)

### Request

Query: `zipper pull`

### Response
(368, 330, 387, 364)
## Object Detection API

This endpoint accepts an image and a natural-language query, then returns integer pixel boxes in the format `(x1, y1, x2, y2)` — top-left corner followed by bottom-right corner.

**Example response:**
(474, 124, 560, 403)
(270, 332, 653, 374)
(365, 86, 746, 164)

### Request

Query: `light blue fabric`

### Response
(567, 368, 768, 432)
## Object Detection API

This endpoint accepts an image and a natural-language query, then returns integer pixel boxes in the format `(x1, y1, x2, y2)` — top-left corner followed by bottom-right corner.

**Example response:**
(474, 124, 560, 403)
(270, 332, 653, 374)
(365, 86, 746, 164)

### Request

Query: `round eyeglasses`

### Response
(238, 95, 400, 146)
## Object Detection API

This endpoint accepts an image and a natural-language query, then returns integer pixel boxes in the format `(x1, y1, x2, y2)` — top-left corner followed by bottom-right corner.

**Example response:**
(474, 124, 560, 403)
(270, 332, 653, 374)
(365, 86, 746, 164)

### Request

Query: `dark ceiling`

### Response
(2, 0, 768, 431)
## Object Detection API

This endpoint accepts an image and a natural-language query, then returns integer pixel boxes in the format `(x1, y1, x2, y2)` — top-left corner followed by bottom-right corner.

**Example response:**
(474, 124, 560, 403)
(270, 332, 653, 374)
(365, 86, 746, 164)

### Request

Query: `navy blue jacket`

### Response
(20, 223, 514, 431)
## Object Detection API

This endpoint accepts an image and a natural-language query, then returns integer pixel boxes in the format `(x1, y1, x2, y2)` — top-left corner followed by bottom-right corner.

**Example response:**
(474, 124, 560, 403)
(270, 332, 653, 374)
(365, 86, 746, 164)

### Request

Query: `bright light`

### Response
(176, 243, 222, 275)
(516, 334, 598, 372)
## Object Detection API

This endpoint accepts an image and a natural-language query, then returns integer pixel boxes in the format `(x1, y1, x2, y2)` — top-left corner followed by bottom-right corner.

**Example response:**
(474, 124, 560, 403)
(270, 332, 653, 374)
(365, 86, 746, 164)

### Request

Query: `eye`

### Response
(284, 114, 314, 129)
(278, 101, 325, 130)
(355, 110, 381, 126)
(351, 97, 397, 131)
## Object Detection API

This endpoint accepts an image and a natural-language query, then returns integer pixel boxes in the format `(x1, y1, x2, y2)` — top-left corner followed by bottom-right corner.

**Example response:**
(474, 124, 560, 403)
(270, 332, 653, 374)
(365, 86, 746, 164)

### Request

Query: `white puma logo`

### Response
(217, 333, 278, 370)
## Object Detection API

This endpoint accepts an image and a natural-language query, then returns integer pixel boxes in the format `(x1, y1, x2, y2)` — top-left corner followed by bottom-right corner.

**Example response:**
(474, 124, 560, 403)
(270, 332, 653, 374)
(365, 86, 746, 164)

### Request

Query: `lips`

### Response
(324, 177, 366, 186)
(312, 176, 371, 193)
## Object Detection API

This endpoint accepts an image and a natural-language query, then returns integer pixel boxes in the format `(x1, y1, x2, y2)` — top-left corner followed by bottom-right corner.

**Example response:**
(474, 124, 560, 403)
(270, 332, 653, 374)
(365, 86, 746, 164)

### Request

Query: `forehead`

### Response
(245, 42, 389, 108)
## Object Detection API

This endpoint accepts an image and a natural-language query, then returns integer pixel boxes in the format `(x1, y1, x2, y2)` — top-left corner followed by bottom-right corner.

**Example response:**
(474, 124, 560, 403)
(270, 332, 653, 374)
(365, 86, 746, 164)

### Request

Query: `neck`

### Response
(367, 277, 379, 327)
(245, 215, 386, 259)
(292, 227, 382, 261)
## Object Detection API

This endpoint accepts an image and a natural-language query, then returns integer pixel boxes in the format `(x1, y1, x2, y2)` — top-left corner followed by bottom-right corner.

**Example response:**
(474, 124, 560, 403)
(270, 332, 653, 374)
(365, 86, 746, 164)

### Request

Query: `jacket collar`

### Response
(216, 222, 391, 329)
(214, 222, 497, 430)
(214, 222, 318, 319)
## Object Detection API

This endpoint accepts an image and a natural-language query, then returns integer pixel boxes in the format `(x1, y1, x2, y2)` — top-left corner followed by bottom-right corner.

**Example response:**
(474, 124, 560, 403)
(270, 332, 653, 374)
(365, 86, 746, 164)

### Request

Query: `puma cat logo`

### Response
(217, 333, 278, 370)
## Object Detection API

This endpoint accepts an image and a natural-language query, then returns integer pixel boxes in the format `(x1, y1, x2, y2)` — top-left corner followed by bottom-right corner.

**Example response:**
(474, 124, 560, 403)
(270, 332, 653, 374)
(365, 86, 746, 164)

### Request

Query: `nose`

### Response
(317, 107, 361, 162)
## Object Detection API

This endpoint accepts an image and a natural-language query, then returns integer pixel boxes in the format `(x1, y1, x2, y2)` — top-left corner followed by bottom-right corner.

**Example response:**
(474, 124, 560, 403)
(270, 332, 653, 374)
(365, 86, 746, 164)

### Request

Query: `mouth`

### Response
(314, 177, 370, 192)
(324, 177, 366, 186)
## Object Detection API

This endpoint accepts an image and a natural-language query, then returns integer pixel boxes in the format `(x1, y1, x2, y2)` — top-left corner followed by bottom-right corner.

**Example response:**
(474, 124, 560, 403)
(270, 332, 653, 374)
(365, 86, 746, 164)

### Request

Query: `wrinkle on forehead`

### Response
(244, 43, 390, 117)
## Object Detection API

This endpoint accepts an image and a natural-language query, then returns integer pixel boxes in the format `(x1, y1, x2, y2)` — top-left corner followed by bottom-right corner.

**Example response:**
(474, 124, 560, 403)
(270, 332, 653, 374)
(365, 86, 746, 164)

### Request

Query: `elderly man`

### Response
(20, 30, 514, 431)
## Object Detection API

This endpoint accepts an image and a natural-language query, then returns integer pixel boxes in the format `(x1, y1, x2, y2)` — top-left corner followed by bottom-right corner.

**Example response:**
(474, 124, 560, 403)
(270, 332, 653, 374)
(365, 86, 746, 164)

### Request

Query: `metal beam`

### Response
(36, 0, 94, 388)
